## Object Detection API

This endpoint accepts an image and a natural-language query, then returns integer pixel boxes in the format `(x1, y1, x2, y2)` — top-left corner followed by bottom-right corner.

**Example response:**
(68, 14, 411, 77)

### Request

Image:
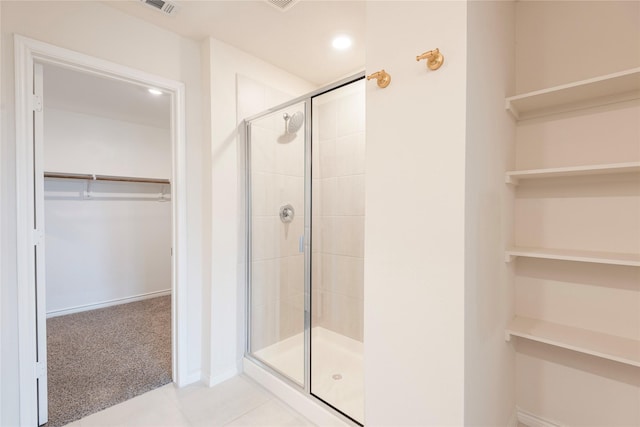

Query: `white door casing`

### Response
(14, 35, 189, 426)
(33, 61, 48, 425)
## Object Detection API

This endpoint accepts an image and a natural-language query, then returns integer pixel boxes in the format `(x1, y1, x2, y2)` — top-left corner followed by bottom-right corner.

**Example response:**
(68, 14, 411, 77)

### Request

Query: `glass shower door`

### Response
(310, 79, 365, 424)
(247, 101, 308, 386)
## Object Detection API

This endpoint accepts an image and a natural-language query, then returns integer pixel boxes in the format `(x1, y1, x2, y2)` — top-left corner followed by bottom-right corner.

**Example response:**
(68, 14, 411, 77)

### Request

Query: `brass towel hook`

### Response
(367, 69, 391, 88)
(416, 48, 444, 71)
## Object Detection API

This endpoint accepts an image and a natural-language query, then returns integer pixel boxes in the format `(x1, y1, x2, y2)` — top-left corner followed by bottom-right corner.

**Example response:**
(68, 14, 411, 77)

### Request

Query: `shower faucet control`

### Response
(279, 204, 295, 223)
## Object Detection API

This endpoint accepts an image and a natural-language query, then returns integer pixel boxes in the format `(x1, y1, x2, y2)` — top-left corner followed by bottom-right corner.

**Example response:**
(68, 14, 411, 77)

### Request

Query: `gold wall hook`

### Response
(367, 69, 391, 88)
(416, 48, 444, 70)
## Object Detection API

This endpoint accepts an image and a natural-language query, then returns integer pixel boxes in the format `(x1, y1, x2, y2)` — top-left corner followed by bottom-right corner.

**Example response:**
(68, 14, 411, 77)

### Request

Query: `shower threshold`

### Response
(253, 326, 364, 423)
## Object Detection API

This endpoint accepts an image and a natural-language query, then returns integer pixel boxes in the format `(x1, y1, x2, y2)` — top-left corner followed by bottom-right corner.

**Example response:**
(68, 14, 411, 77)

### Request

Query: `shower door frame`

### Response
(244, 72, 365, 424)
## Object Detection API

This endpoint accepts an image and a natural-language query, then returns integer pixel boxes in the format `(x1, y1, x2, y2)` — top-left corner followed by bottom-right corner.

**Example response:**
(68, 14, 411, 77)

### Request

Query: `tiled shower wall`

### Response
(312, 80, 365, 342)
(249, 102, 306, 351)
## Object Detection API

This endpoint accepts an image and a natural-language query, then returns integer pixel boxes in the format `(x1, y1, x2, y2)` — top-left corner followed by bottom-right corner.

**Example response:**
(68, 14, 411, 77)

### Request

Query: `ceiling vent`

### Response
(266, 0, 300, 12)
(139, 0, 179, 16)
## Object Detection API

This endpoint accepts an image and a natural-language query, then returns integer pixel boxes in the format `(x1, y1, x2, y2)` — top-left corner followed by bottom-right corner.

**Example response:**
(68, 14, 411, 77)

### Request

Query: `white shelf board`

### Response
(505, 162, 640, 184)
(506, 316, 640, 368)
(505, 247, 640, 267)
(506, 67, 640, 120)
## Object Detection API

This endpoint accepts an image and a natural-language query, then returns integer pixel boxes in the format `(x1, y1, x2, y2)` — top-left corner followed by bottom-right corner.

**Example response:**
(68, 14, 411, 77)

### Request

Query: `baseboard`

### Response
(517, 408, 563, 427)
(205, 366, 240, 387)
(184, 370, 203, 386)
(507, 408, 518, 427)
(46, 289, 171, 318)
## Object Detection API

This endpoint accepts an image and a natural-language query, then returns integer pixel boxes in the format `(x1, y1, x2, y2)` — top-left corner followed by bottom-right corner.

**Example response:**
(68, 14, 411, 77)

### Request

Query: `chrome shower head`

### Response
(283, 111, 304, 134)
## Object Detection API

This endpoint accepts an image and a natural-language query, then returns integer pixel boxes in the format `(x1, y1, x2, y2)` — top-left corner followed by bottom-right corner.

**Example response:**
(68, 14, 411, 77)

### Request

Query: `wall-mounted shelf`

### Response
(505, 68, 640, 120)
(505, 162, 640, 185)
(44, 171, 170, 185)
(506, 316, 640, 368)
(505, 247, 640, 267)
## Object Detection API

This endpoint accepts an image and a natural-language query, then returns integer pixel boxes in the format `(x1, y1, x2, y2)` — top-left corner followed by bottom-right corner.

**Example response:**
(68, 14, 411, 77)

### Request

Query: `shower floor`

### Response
(253, 326, 364, 423)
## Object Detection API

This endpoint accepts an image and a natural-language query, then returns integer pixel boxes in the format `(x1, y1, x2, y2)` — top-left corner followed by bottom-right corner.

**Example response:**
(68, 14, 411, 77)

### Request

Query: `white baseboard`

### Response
(46, 289, 171, 318)
(183, 370, 203, 386)
(507, 408, 518, 427)
(517, 408, 563, 427)
(205, 366, 240, 387)
(243, 358, 351, 426)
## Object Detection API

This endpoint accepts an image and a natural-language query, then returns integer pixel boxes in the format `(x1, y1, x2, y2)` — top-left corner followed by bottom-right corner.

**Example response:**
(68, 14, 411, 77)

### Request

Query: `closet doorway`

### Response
(43, 63, 173, 426)
(15, 36, 188, 427)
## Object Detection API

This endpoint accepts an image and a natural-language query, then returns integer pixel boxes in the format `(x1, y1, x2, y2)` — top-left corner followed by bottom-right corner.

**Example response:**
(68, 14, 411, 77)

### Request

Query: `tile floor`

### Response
(64, 375, 316, 426)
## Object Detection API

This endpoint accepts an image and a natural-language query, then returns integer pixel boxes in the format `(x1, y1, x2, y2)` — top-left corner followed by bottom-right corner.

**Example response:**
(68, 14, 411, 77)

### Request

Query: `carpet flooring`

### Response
(46, 295, 172, 427)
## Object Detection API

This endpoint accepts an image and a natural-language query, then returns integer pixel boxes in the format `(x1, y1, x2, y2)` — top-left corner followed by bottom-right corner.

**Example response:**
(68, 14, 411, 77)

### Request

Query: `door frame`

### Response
(14, 34, 189, 425)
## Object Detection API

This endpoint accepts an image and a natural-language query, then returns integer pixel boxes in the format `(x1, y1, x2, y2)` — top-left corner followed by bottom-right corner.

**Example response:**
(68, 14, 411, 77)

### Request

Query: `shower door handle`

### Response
(299, 235, 304, 253)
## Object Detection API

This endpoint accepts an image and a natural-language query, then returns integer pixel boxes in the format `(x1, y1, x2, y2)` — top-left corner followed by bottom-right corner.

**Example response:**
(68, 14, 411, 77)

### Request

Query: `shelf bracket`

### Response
(505, 99, 519, 120)
(83, 175, 96, 199)
(505, 175, 518, 185)
(505, 252, 516, 263)
(505, 331, 513, 342)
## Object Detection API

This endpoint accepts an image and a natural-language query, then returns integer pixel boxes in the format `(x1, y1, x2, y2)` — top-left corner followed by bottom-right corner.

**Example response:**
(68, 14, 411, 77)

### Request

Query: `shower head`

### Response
(283, 111, 304, 134)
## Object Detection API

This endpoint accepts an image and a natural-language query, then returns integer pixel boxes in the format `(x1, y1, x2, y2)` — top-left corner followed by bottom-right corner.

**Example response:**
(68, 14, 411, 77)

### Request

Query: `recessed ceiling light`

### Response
(332, 35, 352, 50)
(148, 88, 163, 96)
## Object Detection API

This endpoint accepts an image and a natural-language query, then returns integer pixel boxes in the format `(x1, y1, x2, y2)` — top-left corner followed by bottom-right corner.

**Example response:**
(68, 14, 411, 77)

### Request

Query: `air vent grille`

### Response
(139, 0, 179, 16)
(266, 0, 299, 12)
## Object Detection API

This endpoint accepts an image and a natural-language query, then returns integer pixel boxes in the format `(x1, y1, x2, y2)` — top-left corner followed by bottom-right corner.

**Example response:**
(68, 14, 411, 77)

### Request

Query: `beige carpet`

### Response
(46, 295, 172, 427)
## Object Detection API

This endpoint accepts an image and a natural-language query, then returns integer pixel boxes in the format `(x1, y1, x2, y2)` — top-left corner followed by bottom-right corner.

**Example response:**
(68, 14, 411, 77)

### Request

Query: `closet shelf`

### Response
(44, 172, 170, 185)
(505, 67, 640, 120)
(505, 247, 640, 267)
(505, 162, 640, 185)
(506, 316, 640, 368)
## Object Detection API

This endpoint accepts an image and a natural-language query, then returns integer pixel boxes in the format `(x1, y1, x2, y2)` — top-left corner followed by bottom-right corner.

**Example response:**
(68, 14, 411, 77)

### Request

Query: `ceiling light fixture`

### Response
(332, 35, 352, 51)
(148, 88, 163, 96)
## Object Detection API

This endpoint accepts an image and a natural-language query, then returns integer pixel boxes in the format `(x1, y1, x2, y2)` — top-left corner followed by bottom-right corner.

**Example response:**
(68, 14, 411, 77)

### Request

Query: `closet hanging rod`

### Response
(44, 172, 170, 185)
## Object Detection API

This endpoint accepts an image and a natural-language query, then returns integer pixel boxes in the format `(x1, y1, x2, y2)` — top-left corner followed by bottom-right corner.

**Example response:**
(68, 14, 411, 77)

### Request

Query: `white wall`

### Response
(364, 2, 468, 425)
(201, 37, 315, 386)
(464, 2, 516, 425)
(515, 1, 640, 93)
(1, 2, 204, 424)
(44, 108, 171, 179)
(44, 108, 171, 315)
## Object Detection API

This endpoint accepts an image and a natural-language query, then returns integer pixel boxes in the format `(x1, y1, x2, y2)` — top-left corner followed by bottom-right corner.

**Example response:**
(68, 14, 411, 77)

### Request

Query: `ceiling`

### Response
(42, 1, 365, 127)
(44, 64, 171, 129)
(104, 0, 366, 86)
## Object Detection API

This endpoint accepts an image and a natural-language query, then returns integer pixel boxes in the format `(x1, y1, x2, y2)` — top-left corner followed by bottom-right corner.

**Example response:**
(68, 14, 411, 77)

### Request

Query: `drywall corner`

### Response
(464, 1, 516, 425)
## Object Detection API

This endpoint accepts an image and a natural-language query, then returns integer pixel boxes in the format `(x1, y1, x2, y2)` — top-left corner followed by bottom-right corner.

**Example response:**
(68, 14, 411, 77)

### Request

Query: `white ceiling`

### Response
(104, 0, 366, 86)
(42, 1, 364, 128)
(44, 64, 171, 129)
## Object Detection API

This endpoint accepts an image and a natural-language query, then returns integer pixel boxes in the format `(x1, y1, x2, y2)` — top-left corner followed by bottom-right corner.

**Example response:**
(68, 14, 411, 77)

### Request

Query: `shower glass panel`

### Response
(247, 101, 308, 386)
(246, 75, 365, 425)
(311, 79, 365, 424)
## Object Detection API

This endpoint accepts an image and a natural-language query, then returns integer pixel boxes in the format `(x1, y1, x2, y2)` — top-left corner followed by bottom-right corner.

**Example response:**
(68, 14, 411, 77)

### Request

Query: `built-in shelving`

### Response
(506, 67, 640, 120)
(505, 247, 640, 267)
(505, 162, 640, 185)
(506, 316, 640, 368)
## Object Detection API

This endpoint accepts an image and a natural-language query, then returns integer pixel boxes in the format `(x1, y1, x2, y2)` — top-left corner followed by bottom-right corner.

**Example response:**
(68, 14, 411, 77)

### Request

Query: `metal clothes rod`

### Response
(44, 172, 170, 185)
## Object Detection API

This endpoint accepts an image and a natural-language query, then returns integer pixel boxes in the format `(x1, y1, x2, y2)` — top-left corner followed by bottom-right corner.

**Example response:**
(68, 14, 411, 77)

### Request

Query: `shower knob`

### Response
(279, 204, 295, 223)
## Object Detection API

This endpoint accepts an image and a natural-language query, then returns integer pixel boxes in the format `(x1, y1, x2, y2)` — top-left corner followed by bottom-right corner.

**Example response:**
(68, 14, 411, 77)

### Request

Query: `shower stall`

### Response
(244, 75, 365, 424)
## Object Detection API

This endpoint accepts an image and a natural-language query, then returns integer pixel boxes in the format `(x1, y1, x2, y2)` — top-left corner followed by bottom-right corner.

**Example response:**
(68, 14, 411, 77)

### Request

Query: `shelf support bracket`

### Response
(505, 99, 520, 120)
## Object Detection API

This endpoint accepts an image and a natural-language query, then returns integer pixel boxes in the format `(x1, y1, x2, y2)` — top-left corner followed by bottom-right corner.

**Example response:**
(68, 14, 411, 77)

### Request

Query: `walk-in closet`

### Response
(42, 64, 173, 426)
